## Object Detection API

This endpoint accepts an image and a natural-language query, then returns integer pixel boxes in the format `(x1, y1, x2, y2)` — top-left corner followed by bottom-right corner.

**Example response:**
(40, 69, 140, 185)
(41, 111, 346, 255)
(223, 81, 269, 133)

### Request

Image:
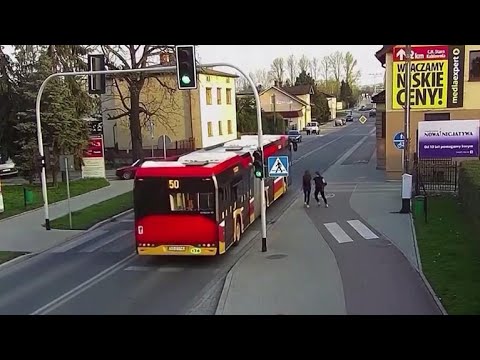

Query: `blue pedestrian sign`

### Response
(393, 132, 405, 150)
(267, 156, 289, 177)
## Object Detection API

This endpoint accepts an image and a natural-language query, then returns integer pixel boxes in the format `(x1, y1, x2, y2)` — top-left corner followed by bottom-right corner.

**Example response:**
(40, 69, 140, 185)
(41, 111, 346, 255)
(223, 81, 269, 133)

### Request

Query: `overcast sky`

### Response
(197, 45, 385, 85)
(2, 45, 385, 85)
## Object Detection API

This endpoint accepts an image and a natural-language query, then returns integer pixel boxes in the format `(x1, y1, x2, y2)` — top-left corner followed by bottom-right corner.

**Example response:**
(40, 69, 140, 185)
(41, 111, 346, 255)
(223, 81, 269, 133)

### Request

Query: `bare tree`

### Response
(252, 69, 272, 88)
(287, 55, 297, 84)
(298, 55, 310, 74)
(235, 77, 250, 92)
(344, 51, 361, 85)
(320, 56, 330, 82)
(99, 45, 181, 161)
(329, 51, 344, 83)
(310, 57, 320, 81)
(270, 57, 285, 84)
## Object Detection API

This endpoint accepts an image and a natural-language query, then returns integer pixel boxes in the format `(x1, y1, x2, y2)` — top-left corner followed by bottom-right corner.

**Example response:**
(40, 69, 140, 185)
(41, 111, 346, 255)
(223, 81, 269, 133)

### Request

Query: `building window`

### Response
(206, 76, 211, 82)
(469, 50, 480, 81)
(226, 88, 232, 105)
(227, 120, 233, 134)
(424, 113, 450, 121)
(226, 78, 230, 83)
(207, 121, 213, 137)
(218, 121, 223, 135)
(270, 95, 275, 104)
(206, 88, 212, 105)
(217, 88, 222, 105)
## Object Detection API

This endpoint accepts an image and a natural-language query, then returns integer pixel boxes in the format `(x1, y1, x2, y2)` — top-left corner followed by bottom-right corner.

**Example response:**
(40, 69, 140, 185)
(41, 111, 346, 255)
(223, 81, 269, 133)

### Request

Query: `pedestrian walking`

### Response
(302, 170, 312, 208)
(313, 171, 328, 207)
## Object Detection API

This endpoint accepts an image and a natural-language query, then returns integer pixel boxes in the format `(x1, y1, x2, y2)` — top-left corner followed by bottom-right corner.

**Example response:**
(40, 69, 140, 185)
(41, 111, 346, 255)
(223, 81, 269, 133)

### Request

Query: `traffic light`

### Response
(252, 150, 263, 179)
(88, 54, 106, 95)
(175, 45, 197, 90)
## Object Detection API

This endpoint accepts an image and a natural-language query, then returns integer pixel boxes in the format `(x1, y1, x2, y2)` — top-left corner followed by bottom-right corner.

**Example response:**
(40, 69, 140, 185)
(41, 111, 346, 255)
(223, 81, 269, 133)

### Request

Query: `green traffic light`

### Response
(181, 75, 191, 85)
(255, 170, 262, 178)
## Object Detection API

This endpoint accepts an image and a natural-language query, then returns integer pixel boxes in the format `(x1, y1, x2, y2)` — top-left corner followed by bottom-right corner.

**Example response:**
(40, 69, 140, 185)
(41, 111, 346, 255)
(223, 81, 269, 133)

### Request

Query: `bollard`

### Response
(400, 173, 412, 213)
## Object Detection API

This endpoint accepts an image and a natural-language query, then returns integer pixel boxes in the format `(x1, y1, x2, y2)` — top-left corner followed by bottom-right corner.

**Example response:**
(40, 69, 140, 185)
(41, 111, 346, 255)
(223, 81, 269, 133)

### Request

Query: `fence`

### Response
(414, 154, 458, 194)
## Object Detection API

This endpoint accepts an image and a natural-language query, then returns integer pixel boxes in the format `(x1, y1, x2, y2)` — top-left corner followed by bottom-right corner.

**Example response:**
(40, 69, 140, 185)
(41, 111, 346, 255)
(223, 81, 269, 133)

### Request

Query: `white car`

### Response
(0, 160, 18, 177)
(305, 121, 320, 135)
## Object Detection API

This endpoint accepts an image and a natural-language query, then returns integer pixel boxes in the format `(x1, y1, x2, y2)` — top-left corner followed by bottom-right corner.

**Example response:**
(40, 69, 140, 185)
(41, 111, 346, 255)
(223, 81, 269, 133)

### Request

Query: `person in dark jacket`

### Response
(302, 170, 312, 208)
(313, 171, 329, 207)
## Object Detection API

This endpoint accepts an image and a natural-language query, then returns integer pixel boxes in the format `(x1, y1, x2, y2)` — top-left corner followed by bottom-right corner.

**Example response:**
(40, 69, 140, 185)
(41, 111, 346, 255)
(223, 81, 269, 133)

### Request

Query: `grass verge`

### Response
(50, 191, 133, 230)
(0, 251, 27, 265)
(0, 178, 110, 221)
(414, 195, 480, 314)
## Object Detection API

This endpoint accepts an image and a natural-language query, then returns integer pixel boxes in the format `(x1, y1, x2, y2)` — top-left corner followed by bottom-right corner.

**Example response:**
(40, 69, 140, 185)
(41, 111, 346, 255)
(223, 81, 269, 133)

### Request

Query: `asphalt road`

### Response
(0, 116, 372, 315)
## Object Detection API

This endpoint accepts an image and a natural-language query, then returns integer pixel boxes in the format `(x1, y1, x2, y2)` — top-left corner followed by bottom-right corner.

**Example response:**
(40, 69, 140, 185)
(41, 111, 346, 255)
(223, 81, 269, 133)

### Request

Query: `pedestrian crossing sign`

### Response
(267, 156, 289, 177)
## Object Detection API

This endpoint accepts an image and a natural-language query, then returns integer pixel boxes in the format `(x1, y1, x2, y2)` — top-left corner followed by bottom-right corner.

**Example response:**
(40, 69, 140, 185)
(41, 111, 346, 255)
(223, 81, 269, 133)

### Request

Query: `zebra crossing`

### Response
(48, 229, 133, 254)
(323, 219, 379, 244)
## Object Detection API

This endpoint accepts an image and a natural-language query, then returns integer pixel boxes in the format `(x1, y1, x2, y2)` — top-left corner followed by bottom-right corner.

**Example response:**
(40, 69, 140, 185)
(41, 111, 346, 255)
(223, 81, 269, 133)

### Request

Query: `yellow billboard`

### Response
(391, 45, 464, 110)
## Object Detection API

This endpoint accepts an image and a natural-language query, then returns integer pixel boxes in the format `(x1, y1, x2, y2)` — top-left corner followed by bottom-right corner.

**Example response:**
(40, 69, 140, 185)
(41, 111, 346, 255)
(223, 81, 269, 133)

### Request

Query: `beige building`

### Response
(101, 68, 238, 157)
(375, 45, 480, 180)
(259, 84, 313, 130)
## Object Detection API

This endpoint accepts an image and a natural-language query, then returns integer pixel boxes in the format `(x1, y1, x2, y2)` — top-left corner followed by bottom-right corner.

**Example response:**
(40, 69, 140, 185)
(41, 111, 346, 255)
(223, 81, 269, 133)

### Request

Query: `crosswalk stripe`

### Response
(324, 222, 354, 243)
(347, 220, 379, 240)
(79, 230, 131, 253)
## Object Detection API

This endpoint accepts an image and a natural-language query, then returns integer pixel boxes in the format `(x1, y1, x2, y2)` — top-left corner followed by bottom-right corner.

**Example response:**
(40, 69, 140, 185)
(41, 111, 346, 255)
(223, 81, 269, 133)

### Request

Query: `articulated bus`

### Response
(133, 135, 292, 256)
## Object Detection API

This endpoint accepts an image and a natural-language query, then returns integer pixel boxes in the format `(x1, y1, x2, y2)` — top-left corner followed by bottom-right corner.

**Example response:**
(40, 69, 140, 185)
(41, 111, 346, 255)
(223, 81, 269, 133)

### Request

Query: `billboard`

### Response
(392, 45, 465, 110)
(81, 135, 106, 178)
(418, 120, 479, 158)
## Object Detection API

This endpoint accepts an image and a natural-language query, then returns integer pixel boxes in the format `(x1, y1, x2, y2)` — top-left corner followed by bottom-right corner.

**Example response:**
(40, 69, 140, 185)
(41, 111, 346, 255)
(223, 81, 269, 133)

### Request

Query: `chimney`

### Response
(274, 80, 279, 87)
(257, 84, 263, 93)
(160, 52, 171, 65)
(279, 80, 283, 88)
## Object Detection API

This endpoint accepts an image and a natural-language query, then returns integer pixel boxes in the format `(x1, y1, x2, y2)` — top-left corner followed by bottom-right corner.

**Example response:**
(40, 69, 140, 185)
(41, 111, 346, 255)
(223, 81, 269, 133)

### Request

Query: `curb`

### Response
(0, 253, 34, 272)
(215, 196, 302, 315)
(409, 213, 448, 315)
(0, 207, 134, 272)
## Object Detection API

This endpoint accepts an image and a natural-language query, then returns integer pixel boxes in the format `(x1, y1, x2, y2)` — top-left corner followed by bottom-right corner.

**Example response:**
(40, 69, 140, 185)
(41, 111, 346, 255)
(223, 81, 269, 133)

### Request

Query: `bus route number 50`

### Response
(168, 180, 180, 189)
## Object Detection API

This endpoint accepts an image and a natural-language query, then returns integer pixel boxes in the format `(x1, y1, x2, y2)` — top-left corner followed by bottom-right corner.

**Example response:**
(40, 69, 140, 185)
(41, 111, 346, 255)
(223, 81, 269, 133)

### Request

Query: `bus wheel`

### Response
(233, 218, 241, 246)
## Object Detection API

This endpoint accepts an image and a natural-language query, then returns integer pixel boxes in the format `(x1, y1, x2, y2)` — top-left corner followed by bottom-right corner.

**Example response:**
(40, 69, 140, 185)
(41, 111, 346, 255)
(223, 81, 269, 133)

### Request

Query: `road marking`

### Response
(79, 230, 131, 253)
(50, 229, 108, 253)
(324, 222, 354, 244)
(118, 219, 134, 223)
(347, 220, 379, 240)
(293, 129, 358, 165)
(124, 266, 184, 273)
(30, 253, 136, 315)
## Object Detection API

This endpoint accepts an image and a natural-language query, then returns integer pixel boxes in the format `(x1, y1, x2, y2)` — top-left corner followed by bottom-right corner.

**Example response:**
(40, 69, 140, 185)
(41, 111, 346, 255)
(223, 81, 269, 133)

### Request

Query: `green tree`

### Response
(0, 46, 17, 161)
(236, 97, 257, 134)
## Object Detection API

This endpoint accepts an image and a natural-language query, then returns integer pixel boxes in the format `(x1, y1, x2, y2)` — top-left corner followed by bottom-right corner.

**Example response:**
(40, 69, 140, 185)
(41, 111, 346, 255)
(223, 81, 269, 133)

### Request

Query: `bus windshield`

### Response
(134, 177, 215, 219)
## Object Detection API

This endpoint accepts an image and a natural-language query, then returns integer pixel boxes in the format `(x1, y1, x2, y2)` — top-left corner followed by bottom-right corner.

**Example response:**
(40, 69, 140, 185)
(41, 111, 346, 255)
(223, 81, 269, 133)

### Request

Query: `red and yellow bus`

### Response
(133, 135, 292, 256)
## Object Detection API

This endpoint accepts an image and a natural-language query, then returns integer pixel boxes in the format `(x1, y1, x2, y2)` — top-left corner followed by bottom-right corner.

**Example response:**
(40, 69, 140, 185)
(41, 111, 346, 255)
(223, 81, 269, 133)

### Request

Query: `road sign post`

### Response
(393, 132, 405, 150)
(35, 60, 269, 252)
(267, 156, 290, 178)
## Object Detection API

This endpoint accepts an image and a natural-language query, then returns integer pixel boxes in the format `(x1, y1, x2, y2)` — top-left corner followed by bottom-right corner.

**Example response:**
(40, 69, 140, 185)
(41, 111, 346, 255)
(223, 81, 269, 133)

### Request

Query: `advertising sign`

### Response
(392, 45, 465, 110)
(418, 120, 479, 158)
(81, 135, 106, 178)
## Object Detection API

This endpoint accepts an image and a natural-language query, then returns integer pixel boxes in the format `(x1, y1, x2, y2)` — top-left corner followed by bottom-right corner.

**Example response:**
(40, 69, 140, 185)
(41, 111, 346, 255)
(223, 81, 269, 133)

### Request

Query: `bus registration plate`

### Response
(168, 246, 186, 251)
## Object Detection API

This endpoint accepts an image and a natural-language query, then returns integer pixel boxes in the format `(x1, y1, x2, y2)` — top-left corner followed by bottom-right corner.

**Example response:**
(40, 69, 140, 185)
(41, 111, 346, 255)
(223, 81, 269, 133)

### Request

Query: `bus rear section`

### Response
(134, 176, 219, 256)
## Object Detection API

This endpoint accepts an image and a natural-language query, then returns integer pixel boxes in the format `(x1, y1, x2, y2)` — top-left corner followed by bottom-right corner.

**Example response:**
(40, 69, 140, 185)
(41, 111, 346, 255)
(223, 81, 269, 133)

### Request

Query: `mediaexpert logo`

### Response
(451, 47, 461, 105)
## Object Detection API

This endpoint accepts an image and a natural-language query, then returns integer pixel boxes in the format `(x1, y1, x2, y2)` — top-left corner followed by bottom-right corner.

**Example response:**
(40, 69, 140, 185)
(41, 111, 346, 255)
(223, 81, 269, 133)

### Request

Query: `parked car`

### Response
(287, 130, 302, 143)
(345, 113, 354, 122)
(116, 157, 165, 180)
(0, 159, 18, 177)
(369, 109, 376, 117)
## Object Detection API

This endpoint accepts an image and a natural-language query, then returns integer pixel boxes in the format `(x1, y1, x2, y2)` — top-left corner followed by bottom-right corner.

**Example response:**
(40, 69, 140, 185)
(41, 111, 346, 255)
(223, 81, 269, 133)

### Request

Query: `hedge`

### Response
(458, 160, 480, 226)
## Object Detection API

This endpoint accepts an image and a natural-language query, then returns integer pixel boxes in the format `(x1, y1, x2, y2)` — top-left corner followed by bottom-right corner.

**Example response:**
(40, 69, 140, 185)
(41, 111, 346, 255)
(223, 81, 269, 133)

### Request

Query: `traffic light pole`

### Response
(36, 62, 268, 252)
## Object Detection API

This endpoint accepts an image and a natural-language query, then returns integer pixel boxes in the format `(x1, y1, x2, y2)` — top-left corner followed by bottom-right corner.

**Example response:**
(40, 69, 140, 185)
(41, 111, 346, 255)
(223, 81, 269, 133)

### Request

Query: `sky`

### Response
(197, 45, 385, 85)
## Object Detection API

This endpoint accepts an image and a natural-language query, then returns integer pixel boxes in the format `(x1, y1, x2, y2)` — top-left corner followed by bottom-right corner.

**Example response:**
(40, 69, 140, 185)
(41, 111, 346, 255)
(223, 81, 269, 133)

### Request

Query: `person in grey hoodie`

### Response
(313, 171, 328, 207)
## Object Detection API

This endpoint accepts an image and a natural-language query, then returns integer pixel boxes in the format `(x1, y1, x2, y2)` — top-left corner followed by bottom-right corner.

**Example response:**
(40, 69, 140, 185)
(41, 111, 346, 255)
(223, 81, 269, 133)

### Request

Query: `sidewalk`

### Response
(216, 196, 347, 315)
(0, 179, 133, 253)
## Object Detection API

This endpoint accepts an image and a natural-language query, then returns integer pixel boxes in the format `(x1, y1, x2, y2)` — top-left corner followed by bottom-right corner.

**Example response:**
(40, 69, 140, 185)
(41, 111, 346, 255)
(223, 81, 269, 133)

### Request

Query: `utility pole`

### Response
(272, 93, 277, 133)
(404, 45, 412, 174)
(400, 45, 413, 214)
